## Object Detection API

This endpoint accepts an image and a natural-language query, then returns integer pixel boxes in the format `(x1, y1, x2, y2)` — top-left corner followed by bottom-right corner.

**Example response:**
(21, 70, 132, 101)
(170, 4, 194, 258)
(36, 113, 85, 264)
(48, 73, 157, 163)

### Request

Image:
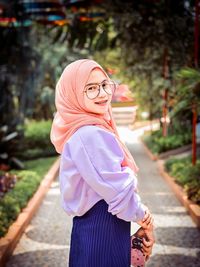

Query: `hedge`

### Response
(142, 130, 191, 154)
(165, 157, 200, 205)
(17, 120, 57, 159)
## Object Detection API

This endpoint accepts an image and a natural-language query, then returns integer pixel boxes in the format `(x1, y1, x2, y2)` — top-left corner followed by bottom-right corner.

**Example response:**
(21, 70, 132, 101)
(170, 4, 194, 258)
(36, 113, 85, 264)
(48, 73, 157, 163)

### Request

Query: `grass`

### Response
(24, 157, 57, 177)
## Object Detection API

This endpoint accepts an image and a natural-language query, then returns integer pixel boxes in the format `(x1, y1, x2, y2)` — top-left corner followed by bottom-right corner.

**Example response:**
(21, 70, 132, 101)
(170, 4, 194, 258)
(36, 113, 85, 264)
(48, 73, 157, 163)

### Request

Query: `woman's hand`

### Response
(137, 208, 154, 229)
(134, 223, 155, 261)
(141, 229, 155, 261)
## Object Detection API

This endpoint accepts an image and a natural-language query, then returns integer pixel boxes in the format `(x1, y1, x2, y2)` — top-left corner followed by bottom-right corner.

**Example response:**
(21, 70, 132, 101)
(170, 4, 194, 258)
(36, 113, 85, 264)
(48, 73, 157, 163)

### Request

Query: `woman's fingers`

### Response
(145, 255, 150, 261)
(137, 206, 154, 229)
(133, 225, 155, 262)
(144, 215, 152, 225)
(145, 217, 154, 230)
(142, 209, 150, 222)
(142, 210, 154, 227)
(140, 217, 153, 229)
(141, 240, 152, 258)
(145, 229, 155, 244)
(143, 240, 152, 250)
(141, 230, 155, 260)
(142, 247, 152, 256)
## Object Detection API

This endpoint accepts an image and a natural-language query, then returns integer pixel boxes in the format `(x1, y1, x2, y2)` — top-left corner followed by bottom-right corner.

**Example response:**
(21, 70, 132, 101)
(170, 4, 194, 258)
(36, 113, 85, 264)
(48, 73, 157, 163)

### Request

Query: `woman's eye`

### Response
(87, 86, 97, 91)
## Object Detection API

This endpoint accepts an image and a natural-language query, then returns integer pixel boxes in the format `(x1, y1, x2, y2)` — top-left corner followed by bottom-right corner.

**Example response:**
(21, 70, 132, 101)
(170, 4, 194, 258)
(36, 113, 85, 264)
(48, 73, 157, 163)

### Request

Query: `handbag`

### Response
(131, 235, 145, 267)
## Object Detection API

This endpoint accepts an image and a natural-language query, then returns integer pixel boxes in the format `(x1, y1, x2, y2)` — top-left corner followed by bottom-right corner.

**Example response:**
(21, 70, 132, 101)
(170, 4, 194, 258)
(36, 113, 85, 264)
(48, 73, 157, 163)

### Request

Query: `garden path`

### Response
(6, 126, 200, 267)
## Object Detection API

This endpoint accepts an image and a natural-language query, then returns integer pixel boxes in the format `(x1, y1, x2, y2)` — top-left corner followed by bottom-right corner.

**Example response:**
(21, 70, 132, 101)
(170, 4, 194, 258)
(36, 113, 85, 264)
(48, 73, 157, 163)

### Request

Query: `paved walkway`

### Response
(6, 126, 200, 267)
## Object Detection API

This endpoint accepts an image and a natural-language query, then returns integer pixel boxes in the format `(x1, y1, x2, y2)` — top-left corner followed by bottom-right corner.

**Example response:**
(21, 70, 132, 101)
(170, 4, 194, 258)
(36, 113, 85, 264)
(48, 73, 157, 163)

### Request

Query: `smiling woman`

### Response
(83, 69, 116, 115)
(50, 59, 154, 267)
(84, 79, 116, 100)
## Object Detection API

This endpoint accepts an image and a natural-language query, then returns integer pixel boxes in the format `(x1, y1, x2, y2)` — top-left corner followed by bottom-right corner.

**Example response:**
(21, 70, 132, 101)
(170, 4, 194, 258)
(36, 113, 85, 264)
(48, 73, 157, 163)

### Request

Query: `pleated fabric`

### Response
(68, 199, 131, 267)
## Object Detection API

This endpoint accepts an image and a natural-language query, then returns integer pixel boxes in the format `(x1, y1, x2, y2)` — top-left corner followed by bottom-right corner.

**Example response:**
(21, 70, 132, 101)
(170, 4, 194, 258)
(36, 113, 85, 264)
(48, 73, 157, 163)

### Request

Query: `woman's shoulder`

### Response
(63, 125, 123, 160)
(63, 125, 116, 151)
(63, 125, 116, 154)
(72, 125, 115, 141)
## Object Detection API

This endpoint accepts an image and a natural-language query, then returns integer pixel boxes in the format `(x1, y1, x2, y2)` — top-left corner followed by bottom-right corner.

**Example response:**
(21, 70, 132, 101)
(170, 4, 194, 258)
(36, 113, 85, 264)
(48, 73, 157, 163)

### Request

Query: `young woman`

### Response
(50, 59, 154, 267)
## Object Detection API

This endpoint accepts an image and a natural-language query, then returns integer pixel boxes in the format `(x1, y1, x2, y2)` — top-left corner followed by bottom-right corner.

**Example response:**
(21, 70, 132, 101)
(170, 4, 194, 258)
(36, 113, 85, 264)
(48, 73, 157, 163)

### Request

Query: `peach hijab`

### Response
(50, 59, 139, 173)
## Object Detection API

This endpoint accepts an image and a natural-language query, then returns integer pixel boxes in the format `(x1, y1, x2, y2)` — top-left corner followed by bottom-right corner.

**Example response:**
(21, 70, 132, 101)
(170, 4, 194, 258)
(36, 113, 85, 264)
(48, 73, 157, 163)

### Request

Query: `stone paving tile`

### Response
(6, 126, 200, 267)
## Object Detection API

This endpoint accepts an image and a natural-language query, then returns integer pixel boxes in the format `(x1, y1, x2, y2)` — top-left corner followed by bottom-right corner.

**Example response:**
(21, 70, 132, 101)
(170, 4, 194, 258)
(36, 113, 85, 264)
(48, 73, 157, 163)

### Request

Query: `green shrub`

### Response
(185, 180, 200, 205)
(0, 206, 9, 236)
(164, 157, 182, 172)
(16, 120, 57, 159)
(11, 171, 41, 207)
(164, 157, 200, 205)
(25, 146, 56, 159)
(0, 171, 39, 237)
(0, 195, 20, 221)
(24, 120, 53, 149)
(0, 156, 57, 237)
(143, 130, 191, 154)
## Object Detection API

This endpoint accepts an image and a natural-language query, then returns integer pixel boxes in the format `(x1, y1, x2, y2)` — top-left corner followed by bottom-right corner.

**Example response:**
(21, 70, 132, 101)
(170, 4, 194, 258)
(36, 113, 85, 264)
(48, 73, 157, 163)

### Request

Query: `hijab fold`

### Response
(50, 59, 139, 173)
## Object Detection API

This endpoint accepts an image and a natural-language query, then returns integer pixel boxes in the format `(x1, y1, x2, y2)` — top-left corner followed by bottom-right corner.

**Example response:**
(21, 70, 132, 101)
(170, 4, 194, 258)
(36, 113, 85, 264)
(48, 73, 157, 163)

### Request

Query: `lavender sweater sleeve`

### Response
(63, 125, 145, 222)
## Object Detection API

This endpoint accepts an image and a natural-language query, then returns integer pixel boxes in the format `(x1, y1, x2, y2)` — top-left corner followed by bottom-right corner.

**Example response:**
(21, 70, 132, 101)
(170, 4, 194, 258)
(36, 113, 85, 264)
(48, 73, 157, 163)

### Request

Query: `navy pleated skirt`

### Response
(68, 199, 131, 267)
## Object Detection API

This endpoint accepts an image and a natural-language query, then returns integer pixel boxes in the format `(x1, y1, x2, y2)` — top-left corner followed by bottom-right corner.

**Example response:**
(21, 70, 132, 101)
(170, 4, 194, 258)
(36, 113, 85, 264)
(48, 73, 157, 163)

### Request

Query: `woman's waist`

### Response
(62, 190, 102, 217)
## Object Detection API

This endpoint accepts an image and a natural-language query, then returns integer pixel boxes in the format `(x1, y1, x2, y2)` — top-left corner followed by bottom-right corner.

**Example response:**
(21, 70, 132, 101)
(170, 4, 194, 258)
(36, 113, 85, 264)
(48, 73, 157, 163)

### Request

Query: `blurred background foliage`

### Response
(0, 0, 199, 168)
(0, 0, 199, 236)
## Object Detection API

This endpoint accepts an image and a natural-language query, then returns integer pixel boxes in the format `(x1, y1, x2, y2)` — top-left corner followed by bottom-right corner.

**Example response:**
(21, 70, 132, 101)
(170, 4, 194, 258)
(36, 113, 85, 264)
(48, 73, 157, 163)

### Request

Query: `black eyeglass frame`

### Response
(83, 80, 117, 100)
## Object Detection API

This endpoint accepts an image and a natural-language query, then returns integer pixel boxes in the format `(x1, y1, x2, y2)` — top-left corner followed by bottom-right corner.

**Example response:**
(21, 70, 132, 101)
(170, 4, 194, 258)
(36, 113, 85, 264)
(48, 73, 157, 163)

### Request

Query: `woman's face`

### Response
(83, 69, 113, 115)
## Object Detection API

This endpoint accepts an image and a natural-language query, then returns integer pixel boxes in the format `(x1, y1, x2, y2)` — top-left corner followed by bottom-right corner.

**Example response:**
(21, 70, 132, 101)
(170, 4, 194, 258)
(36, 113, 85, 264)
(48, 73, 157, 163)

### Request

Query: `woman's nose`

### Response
(98, 86, 107, 97)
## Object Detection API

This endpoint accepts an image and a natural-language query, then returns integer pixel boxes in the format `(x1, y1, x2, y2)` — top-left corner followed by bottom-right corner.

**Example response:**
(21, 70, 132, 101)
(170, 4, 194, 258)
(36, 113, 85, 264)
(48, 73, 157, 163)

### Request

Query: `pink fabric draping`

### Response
(50, 59, 139, 173)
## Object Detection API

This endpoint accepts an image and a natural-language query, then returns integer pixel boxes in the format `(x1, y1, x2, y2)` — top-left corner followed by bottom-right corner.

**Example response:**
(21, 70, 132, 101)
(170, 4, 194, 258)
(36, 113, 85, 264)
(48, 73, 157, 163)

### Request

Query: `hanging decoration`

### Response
(0, 1, 17, 27)
(0, 0, 105, 27)
(19, 0, 67, 25)
(67, 6, 105, 23)
(0, 0, 68, 27)
(64, 0, 105, 22)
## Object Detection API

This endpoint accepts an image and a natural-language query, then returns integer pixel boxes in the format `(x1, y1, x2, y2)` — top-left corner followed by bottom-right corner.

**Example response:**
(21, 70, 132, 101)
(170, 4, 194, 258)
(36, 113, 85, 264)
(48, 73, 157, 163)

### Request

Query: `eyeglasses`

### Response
(84, 80, 116, 100)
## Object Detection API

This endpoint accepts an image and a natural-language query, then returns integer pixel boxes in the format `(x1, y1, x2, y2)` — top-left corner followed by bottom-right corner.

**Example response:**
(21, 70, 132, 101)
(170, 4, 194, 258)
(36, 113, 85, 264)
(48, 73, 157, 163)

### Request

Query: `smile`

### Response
(94, 100, 108, 105)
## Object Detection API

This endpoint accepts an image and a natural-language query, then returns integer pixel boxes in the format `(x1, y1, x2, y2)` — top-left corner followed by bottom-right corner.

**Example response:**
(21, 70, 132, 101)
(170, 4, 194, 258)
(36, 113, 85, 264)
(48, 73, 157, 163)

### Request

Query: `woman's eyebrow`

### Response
(85, 79, 107, 87)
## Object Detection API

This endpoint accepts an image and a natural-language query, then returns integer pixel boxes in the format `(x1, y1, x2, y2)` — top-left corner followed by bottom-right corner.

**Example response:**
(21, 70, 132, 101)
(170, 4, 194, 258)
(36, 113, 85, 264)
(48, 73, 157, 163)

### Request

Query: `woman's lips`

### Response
(94, 100, 108, 105)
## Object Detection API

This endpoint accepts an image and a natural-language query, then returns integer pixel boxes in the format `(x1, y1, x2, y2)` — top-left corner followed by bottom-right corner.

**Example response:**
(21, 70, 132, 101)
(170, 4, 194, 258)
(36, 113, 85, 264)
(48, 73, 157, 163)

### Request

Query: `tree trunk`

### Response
(162, 48, 170, 137)
(192, 0, 199, 165)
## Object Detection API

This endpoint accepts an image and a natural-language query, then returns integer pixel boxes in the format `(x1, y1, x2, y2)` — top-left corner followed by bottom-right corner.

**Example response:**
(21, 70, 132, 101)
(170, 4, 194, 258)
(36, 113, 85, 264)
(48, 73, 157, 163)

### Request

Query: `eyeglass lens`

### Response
(85, 81, 116, 100)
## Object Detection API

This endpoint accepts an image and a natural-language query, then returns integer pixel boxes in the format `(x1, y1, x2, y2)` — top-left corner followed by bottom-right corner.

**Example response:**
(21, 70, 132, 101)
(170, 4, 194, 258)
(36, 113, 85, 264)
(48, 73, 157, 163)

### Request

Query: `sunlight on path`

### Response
(117, 124, 159, 144)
